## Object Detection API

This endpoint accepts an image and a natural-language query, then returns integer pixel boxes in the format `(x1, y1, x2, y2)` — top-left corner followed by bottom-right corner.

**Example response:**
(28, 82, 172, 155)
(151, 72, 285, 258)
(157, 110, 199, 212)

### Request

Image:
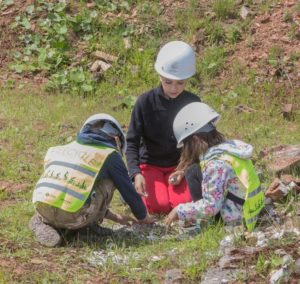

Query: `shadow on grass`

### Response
(62, 222, 177, 249)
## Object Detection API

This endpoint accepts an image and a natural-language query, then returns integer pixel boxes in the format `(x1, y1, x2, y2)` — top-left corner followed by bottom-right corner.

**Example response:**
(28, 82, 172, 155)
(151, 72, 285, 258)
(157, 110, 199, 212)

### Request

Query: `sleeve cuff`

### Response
(129, 169, 141, 180)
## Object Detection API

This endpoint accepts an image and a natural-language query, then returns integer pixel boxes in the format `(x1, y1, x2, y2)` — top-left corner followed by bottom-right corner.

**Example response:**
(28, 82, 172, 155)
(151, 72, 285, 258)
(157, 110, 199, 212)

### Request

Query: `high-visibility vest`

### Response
(33, 141, 115, 213)
(201, 153, 264, 231)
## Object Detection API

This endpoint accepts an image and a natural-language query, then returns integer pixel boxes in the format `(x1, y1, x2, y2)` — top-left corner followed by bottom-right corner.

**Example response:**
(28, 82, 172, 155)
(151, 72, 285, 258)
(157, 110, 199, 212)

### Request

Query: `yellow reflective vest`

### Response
(33, 141, 115, 213)
(201, 153, 264, 231)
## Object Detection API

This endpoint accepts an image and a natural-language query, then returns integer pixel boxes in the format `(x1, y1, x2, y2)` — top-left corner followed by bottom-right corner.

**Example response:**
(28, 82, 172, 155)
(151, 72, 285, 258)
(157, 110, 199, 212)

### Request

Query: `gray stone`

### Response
(165, 268, 183, 284)
(240, 6, 250, 19)
(293, 258, 300, 274)
(274, 249, 287, 256)
(282, 254, 294, 266)
(269, 267, 290, 284)
(201, 267, 245, 284)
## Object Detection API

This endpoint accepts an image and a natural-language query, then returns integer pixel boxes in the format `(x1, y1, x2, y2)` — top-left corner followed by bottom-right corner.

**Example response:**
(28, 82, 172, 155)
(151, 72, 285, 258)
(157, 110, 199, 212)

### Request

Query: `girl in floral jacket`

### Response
(165, 102, 263, 229)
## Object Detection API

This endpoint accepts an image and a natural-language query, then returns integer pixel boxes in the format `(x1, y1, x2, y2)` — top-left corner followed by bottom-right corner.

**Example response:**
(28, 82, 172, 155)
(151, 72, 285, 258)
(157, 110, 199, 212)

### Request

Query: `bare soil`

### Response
(223, 0, 300, 89)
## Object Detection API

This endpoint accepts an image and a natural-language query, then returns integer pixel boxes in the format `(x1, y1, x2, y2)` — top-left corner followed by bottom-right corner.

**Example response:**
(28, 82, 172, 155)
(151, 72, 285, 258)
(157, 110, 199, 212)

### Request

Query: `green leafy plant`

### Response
(227, 26, 242, 43)
(200, 47, 226, 78)
(212, 0, 237, 20)
(205, 21, 226, 45)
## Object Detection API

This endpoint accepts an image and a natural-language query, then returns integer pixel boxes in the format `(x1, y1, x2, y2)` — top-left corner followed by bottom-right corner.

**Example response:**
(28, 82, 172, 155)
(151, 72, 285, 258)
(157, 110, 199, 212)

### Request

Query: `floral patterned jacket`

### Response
(177, 140, 255, 224)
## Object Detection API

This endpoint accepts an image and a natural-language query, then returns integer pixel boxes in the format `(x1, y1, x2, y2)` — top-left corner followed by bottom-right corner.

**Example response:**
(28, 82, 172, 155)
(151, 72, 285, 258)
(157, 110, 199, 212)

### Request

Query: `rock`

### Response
(266, 178, 289, 201)
(282, 255, 294, 266)
(86, 2, 96, 8)
(281, 36, 291, 43)
(90, 60, 111, 73)
(282, 103, 293, 120)
(269, 267, 290, 284)
(266, 174, 300, 201)
(274, 249, 287, 256)
(234, 104, 256, 113)
(220, 235, 235, 252)
(123, 37, 131, 49)
(260, 16, 271, 23)
(164, 268, 183, 284)
(240, 6, 251, 19)
(219, 254, 243, 269)
(201, 267, 245, 284)
(219, 247, 262, 269)
(93, 51, 118, 62)
(293, 258, 300, 274)
(192, 28, 205, 52)
(260, 144, 300, 174)
(150, 255, 164, 262)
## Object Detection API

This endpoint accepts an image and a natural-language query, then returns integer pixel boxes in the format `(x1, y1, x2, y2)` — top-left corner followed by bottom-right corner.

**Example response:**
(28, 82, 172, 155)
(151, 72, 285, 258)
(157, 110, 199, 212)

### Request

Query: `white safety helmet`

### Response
(80, 113, 127, 154)
(173, 102, 221, 148)
(154, 41, 196, 80)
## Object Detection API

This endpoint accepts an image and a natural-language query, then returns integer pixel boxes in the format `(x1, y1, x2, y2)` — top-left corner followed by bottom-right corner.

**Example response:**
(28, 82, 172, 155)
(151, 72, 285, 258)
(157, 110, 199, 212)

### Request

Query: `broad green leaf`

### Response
(90, 11, 98, 18)
(207, 62, 217, 69)
(82, 84, 93, 92)
(49, 12, 62, 22)
(38, 19, 50, 27)
(38, 48, 47, 65)
(51, 39, 69, 50)
(268, 59, 278, 67)
(227, 91, 238, 99)
(11, 64, 25, 74)
(26, 5, 34, 15)
(56, 24, 68, 34)
(23, 56, 30, 62)
(55, 56, 63, 67)
(54, 2, 66, 12)
(4, 0, 14, 6)
(123, 95, 137, 107)
(13, 51, 21, 59)
(69, 69, 85, 83)
(21, 17, 31, 29)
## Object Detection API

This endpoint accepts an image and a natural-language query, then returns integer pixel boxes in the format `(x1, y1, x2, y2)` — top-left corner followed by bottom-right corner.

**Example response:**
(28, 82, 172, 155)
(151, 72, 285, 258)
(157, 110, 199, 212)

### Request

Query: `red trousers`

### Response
(140, 164, 192, 214)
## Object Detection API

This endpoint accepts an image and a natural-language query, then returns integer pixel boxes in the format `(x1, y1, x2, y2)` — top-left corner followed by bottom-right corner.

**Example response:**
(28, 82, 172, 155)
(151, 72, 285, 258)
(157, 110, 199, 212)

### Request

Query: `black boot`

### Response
(89, 222, 114, 237)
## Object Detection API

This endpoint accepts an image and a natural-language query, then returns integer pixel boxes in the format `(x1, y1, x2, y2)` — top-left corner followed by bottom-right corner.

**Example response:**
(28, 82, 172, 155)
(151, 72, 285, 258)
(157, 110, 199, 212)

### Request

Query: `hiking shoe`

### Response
(29, 214, 62, 247)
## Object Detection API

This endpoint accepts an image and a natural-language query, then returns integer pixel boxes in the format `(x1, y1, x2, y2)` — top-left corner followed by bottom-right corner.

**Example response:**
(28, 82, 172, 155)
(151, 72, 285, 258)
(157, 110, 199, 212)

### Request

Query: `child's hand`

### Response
(134, 173, 148, 197)
(164, 207, 179, 227)
(105, 210, 136, 226)
(115, 214, 136, 226)
(168, 170, 184, 185)
(139, 213, 155, 224)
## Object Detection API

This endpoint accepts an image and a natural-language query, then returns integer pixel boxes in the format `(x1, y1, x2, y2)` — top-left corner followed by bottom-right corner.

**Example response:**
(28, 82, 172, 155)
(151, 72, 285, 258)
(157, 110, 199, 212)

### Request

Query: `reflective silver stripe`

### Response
(248, 185, 262, 198)
(246, 214, 259, 225)
(36, 182, 85, 200)
(45, 161, 96, 177)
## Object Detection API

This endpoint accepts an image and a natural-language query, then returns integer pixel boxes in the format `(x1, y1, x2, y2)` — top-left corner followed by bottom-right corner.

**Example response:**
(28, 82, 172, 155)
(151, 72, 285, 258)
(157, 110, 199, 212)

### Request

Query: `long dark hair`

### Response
(177, 129, 225, 172)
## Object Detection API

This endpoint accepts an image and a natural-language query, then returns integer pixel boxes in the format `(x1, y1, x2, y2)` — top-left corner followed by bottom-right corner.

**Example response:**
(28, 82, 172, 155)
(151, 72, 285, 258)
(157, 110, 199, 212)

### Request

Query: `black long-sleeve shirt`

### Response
(98, 152, 147, 220)
(126, 86, 200, 178)
(185, 163, 203, 201)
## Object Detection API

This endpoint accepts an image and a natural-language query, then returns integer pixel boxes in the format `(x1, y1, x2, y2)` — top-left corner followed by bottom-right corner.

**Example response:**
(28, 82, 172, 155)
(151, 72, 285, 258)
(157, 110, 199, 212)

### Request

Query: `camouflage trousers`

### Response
(36, 179, 115, 230)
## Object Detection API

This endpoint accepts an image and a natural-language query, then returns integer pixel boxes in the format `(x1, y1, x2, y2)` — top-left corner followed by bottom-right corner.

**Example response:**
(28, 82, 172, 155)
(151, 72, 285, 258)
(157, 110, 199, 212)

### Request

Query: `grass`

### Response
(1, 77, 299, 283)
(1, 0, 300, 283)
(0, 90, 226, 282)
(212, 0, 237, 20)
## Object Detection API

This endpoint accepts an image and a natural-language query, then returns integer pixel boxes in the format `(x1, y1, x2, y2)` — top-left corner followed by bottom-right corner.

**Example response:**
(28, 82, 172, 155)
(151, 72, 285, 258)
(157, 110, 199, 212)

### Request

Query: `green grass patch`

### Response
(212, 0, 237, 20)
